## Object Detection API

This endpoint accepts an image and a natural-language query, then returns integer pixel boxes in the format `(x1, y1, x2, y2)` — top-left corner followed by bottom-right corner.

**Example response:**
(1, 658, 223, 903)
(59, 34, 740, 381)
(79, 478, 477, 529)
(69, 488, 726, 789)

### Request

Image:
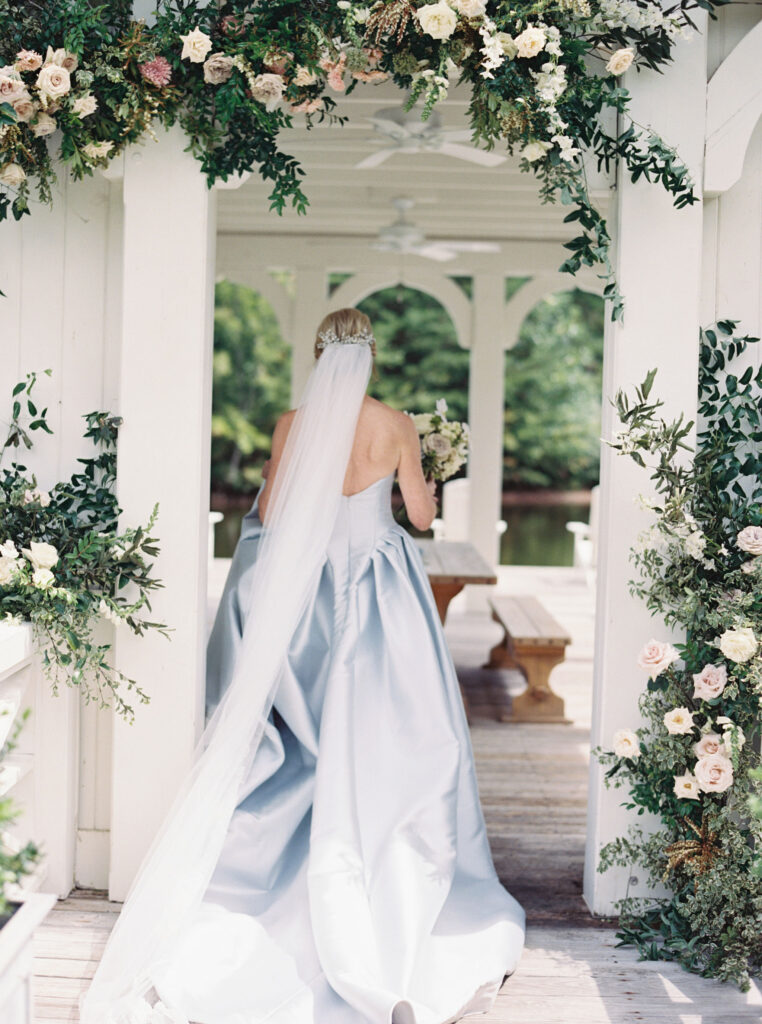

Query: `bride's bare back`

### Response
(259, 395, 437, 530)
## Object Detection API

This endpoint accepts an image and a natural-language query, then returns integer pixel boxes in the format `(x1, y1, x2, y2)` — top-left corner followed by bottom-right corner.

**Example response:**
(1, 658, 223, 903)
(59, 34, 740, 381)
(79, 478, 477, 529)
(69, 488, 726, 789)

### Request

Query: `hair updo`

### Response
(314, 307, 377, 360)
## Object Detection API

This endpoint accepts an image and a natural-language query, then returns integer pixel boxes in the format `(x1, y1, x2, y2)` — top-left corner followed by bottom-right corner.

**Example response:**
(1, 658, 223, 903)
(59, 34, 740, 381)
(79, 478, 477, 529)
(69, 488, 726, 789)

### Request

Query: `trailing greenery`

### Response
(0, 0, 725, 315)
(0, 708, 39, 919)
(0, 371, 169, 720)
(595, 322, 762, 989)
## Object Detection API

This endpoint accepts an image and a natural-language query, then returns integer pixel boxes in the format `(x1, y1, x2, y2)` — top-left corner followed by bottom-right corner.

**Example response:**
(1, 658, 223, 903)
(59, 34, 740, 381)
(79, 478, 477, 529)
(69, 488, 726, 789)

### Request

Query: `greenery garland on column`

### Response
(596, 322, 762, 989)
(0, 0, 723, 317)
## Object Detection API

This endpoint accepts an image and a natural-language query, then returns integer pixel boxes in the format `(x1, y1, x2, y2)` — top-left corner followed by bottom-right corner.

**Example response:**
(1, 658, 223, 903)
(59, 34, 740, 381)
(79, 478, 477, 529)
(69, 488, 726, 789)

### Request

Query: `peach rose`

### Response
(637, 639, 679, 680)
(694, 752, 734, 794)
(692, 663, 727, 701)
(692, 732, 726, 759)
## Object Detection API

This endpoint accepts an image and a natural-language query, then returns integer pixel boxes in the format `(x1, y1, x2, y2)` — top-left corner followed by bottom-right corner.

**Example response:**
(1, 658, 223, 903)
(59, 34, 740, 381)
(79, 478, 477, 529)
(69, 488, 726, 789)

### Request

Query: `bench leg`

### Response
(500, 642, 571, 724)
(430, 581, 471, 723)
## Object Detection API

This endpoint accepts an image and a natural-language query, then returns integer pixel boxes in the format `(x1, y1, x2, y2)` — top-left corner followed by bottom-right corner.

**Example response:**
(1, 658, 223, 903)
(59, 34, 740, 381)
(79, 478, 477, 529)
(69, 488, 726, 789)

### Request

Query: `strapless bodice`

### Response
(327, 471, 396, 567)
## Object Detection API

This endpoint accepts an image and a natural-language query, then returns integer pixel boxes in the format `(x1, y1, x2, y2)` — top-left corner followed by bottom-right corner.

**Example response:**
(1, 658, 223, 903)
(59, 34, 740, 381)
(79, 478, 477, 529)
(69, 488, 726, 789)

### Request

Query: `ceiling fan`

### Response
(356, 104, 507, 170)
(372, 198, 501, 262)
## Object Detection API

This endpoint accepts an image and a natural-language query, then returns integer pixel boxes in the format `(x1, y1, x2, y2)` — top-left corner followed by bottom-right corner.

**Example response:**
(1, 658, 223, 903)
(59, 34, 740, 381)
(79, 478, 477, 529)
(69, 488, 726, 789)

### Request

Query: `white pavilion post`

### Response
(109, 123, 217, 899)
(583, 21, 708, 914)
(290, 269, 326, 403)
(466, 273, 505, 572)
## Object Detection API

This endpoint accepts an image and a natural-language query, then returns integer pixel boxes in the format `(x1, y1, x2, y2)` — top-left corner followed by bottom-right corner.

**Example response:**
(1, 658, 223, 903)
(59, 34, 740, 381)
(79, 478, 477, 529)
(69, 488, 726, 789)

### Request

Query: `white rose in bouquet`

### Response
(694, 752, 734, 793)
(417, 1, 458, 40)
(673, 772, 700, 800)
(22, 540, 59, 570)
(31, 112, 57, 136)
(423, 432, 453, 457)
(718, 626, 758, 664)
(72, 93, 98, 118)
(0, 540, 18, 560)
(521, 141, 551, 163)
(663, 707, 695, 735)
(450, 0, 486, 17)
(606, 47, 634, 75)
(32, 567, 55, 589)
(35, 62, 71, 100)
(0, 556, 20, 586)
(692, 732, 726, 759)
(514, 26, 546, 58)
(737, 525, 762, 555)
(636, 638, 679, 679)
(612, 728, 639, 759)
(179, 26, 213, 63)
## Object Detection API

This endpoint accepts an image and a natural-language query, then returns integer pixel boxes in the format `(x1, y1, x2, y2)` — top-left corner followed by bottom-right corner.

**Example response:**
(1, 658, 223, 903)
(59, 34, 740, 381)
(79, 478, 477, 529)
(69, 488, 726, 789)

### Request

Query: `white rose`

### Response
(606, 47, 635, 75)
(521, 140, 551, 163)
(673, 772, 700, 800)
(81, 141, 114, 161)
(515, 26, 546, 59)
(23, 487, 50, 506)
(684, 530, 706, 560)
(179, 26, 213, 63)
(417, 1, 458, 40)
(294, 66, 318, 87)
(250, 72, 285, 111)
(663, 707, 695, 736)
(718, 626, 758, 664)
(0, 162, 26, 187)
(0, 540, 18, 560)
(72, 93, 97, 118)
(32, 567, 55, 589)
(692, 663, 727, 701)
(693, 732, 726, 759)
(0, 556, 20, 586)
(612, 728, 639, 759)
(22, 540, 59, 570)
(637, 639, 680, 680)
(737, 525, 762, 556)
(412, 413, 433, 433)
(450, 0, 486, 17)
(36, 62, 71, 100)
(496, 32, 518, 59)
(423, 432, 453, 457)
(43, 46, 76, 71)
(694, 752, 734, 794)
(31, 111, 57, 136)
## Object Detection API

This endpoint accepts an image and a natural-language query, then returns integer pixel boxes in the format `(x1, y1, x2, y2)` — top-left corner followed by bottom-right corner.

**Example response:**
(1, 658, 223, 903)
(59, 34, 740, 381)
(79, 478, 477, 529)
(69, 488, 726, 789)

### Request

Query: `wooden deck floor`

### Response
(32, 568, 762, 1022)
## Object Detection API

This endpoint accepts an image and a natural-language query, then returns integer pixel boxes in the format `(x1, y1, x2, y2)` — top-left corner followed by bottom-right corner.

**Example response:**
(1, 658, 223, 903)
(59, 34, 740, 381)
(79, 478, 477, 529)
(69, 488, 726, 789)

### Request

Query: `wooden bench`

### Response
(483, 595, 572, 724)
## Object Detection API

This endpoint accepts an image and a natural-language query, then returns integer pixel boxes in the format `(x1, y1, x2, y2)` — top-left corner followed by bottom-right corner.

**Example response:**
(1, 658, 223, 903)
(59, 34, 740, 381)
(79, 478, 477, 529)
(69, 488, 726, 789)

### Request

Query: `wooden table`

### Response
(416, 539, 497, 721)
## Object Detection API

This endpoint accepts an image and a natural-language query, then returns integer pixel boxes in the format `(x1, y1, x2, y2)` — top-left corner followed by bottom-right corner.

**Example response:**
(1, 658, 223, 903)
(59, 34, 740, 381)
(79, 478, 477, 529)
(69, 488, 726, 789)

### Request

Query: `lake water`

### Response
(213, 499, 590, 567)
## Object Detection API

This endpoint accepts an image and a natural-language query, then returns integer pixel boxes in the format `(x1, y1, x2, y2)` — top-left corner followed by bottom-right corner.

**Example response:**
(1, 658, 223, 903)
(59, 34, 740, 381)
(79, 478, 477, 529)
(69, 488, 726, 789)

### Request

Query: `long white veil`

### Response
(80, 341, 373, 1024)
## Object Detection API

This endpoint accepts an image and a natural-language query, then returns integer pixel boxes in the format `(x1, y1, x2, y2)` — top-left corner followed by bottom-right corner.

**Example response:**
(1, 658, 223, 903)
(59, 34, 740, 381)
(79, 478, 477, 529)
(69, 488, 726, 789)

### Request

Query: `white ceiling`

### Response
(216, 80, 613, 251)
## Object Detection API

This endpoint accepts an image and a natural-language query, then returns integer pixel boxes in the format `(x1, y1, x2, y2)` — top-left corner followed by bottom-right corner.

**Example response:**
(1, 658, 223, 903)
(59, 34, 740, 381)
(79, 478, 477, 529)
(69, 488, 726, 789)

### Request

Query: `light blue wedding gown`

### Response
(153, 472, 525, 1024)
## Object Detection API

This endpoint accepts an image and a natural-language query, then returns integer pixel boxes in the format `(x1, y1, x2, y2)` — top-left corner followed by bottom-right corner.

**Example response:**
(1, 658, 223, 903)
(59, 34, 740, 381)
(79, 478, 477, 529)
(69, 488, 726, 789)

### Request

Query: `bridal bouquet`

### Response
(409, 400, 469, 484)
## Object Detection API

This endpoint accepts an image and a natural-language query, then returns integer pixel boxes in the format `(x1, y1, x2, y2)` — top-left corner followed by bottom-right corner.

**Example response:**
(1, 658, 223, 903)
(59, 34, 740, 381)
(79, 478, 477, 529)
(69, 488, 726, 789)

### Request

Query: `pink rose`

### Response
(693, 732, 726, 759)
(636, 639, 679, 680)
(692, 663, 727, 701)
(0, 73, 27, 102)
(694, 752, 734, 793)
(290, 97, 324, 114)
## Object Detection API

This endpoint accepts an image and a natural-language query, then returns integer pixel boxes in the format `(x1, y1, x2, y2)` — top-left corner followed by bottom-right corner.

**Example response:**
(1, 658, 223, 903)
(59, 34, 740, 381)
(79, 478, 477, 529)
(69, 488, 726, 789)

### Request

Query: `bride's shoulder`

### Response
(365, 397, 410, 429)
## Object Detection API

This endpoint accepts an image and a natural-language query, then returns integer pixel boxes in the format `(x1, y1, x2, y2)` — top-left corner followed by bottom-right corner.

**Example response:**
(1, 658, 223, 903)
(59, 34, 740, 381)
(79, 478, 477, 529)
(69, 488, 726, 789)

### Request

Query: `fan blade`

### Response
(434, 241, 501, 253)
(355, 149, 395, 170)
(440, 129, 474, 144)
(412, 244, 457, 262)
(437, 142, 507, 167)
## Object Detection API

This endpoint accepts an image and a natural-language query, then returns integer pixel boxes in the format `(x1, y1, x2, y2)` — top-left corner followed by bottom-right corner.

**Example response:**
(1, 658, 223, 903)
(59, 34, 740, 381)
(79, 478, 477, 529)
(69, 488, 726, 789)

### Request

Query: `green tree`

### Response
(212, 280, 291, 494)
(504, 289, 604, 490)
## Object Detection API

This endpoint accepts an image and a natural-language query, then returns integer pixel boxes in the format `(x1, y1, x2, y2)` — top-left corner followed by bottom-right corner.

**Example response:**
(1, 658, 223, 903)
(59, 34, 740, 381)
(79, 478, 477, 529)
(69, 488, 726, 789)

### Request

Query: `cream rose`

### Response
(412, 413, 433, 432)
(637, 639, 679, 680)
(693, 732, 726, 759)
(606, 47, 634, 75)
(179, 26, 213, 63)
(417, 1, 458, 40)
(0, 540, 18, 560)
(0, 556, 19, 586)
(673, 772, 700, 800)
(294, 65, 318, 87)
(423, 433, 453, 457)
(203, 52, 235, 84)
(250, 73, 285, 111)
(81, 141, 114, 161)
(496, 32, 518, 59)
(521, 140, 551, 163)
(23, 540, 59, 570)
(0, 162, 26, 187)
(36, 63, 71, 100)
(737, 525, 762, 556)
(514, 26, 546, 59)
(72, 93, 98, 118)
(450, 0, 486, 17)
(613, 728, 640, 759)
(12, 93, 36, 121)
(32, 567, 55, 589)
(694, 752, 734, 793)
(43, 46, 77, 72)
(692, 663, 727, 701)
(31, 112, 57, 136)
(663, 707, 695, 736)
(718, 626, 758, 664)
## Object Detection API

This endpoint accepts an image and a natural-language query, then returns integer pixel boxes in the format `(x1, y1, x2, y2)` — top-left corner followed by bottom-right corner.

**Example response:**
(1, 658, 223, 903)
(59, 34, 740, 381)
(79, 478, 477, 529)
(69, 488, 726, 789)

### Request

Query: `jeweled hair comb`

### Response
(316, 326, 375, 350)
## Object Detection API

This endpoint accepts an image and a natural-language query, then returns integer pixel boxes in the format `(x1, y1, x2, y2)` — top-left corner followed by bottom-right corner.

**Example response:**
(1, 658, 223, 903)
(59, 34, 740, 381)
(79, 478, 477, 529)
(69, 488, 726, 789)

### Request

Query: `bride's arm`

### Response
(397, 415, 438, 531)
(258, 409, 296, 523)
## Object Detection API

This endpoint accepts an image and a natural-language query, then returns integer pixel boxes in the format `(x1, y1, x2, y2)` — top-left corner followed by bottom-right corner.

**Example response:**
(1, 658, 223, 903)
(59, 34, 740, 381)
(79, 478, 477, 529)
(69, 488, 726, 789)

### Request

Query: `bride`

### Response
(80, 307, 525, 1024)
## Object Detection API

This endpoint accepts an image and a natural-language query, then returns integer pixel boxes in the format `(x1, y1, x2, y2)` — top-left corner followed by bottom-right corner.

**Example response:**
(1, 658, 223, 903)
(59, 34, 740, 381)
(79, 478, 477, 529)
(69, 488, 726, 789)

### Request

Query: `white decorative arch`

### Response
(215, 268, 293, 344)
(327, 269, 472, 349)
(503, 272, 604, 350)
(705, 20, 762, 195)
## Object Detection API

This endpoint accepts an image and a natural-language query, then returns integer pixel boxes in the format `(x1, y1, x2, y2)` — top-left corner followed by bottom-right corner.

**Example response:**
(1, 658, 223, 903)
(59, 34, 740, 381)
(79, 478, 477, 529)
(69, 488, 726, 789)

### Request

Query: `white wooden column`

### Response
(583, 20, 708, 914)
(109, 122, 216, 899)
(290, 269, 326, 403)
(466, 274, 505, 573)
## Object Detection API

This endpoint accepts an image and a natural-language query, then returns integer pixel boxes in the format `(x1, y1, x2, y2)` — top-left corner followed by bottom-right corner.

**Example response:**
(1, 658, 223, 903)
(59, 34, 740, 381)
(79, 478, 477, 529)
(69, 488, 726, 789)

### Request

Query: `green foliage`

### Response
(504, 288, 604, 490)
(0, 373, 170, 721)
(0, 0, 725, 313)
(595, 323, 762, 989)
(212, 280, 291, 493)
(0, 708, 39, 918)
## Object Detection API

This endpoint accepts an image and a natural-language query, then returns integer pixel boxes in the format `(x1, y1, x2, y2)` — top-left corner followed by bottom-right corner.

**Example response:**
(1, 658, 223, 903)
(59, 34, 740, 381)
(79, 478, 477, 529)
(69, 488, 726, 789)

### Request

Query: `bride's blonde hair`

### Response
(314, 307, 377, 360)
